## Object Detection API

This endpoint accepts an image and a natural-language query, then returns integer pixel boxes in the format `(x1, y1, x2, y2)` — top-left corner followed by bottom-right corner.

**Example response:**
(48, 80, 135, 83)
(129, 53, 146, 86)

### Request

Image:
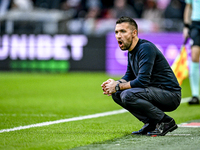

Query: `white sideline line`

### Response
(181, 97, 190, 103)
(0, 109, 127, 133)
(0, 97, 190, 133)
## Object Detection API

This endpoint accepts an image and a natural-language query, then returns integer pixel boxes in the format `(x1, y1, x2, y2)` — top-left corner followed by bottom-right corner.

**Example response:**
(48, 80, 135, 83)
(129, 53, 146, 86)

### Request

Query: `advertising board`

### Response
(106, 33, 191, 76)
(0, 34, 105, 72)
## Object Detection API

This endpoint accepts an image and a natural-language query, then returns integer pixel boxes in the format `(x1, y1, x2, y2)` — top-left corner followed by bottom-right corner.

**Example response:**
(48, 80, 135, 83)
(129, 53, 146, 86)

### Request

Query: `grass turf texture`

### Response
(0, 72, 199, 150)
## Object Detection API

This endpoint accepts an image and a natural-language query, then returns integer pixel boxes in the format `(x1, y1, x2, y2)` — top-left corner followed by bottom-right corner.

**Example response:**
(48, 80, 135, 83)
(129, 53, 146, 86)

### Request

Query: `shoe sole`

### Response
(160, 124, 178, 136)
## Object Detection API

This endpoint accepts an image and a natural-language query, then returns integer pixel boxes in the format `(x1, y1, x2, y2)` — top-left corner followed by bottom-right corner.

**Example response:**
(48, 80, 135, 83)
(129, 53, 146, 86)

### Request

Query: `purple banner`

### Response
(106, 33, 191, 76)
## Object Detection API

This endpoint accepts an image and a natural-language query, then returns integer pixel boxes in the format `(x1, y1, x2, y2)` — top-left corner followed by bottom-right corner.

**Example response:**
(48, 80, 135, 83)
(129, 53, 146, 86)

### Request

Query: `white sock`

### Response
(189, 62, 200, 97)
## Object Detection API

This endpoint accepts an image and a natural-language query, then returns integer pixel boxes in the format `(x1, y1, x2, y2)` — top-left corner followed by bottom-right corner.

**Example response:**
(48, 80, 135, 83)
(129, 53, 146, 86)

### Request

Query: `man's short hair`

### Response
(116, 16, 138, 31)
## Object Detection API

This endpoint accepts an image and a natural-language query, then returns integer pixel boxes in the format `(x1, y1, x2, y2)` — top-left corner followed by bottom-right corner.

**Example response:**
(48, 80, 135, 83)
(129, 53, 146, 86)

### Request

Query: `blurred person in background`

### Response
(164, 0, 183, 19)
(60, 0, 83, 18)
(82, 0, 102, 35)
(140, 0, 162, 32)
(0, 0, 12, 16)
(183, 0, 200, 105)
(12, 0, 33, 10)
(129, 0, 145, 18)
(0, 0, 33, 17)
(105, 0, 138, 19)
(63, 0, 102, 35)
(102, 16, 181, 136)
(141, 0, 162, 21)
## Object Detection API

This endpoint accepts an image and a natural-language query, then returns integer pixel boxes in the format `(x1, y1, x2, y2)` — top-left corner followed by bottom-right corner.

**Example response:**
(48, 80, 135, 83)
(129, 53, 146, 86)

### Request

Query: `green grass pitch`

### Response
(0, 72, 200, 150)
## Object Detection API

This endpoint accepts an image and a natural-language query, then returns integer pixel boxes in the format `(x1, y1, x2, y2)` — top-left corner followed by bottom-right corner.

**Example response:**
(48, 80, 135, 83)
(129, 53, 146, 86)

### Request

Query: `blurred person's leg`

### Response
(188, 24, 200, 104)
(189, 46, 200, 104)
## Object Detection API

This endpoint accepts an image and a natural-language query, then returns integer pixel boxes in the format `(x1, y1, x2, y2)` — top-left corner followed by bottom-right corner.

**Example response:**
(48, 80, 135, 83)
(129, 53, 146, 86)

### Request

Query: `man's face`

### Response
(115, 22, 134, 51)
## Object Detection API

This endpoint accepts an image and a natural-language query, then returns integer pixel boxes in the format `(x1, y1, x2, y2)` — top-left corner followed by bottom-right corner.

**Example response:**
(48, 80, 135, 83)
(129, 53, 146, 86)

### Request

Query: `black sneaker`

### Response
(188, 96, 199, 105)
(132, 123, 156, 135)
(147, 119, 178, 136)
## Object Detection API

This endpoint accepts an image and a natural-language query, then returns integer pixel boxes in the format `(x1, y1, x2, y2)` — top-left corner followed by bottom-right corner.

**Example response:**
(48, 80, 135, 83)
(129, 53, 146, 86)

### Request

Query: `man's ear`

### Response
(133, 29, 137, 37)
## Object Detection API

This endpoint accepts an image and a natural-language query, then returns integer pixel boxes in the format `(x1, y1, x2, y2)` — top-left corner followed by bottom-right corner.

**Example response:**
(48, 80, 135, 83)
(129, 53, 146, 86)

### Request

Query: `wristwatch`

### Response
(115, 83, 120, 91)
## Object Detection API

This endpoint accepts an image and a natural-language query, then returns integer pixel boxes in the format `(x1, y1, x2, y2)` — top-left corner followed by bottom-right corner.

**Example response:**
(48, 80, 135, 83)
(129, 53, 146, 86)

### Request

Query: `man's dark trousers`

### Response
(112, 87, 181, 124)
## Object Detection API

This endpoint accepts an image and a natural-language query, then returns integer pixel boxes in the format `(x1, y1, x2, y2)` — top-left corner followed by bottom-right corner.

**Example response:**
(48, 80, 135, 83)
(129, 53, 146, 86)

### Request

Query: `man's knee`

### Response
(120, 90, 137, 105)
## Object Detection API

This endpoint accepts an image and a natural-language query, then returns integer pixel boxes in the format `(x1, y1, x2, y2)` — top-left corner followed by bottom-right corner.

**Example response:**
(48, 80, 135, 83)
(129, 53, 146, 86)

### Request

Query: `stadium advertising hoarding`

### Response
(0, 34, 105, 72)
(0, 33, 190, 73)
(106, 33, 191, 76)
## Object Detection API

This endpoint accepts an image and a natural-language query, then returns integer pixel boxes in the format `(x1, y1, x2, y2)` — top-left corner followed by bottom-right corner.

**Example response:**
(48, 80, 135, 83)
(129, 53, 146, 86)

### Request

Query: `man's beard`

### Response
(120, 40, 132, 51)
(120, 38, 133, 51)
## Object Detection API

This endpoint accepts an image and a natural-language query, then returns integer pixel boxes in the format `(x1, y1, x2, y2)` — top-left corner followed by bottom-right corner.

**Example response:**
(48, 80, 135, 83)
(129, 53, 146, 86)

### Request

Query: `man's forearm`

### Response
(119, 81, 131, 90)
